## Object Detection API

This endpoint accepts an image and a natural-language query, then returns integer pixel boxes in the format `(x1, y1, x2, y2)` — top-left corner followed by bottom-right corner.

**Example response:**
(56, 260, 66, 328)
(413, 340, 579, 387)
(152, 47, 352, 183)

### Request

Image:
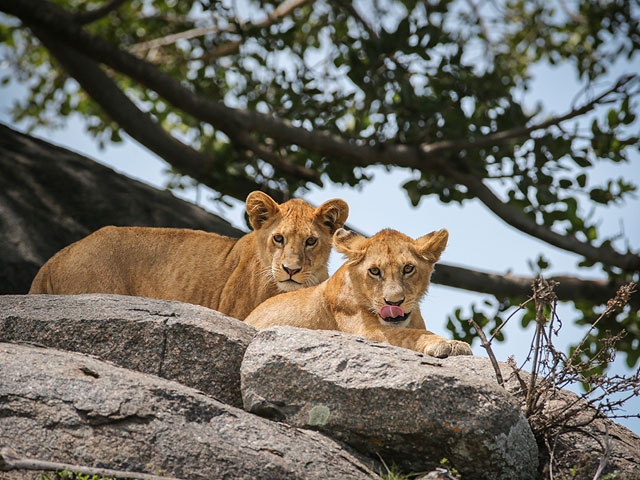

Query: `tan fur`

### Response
(29, 192, 349, 320)
(245, 228, 472, 357)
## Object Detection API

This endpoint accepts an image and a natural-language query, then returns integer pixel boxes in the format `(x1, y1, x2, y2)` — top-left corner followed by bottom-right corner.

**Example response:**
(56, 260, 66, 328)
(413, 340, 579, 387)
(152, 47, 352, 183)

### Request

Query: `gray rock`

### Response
(0, 294, 255, 408)
(442, 356, 640, 480)
(0, 341, 376, 480)
(241, 326, 538, 480)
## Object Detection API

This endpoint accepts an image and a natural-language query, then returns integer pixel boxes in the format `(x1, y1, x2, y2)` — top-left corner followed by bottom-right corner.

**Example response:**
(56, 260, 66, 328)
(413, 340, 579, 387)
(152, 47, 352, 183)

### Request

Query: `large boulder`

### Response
(443, 356, 640, 480)
(241, 326, 538, 480)
(0, 122, 244, 295)
(0, 341, 376, 480)
(0, 294, 255, 408)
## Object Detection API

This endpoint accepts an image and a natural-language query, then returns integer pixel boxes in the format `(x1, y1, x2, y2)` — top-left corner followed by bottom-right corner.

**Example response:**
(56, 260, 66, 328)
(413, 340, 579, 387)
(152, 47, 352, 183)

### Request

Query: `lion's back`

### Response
(28, 226, 234, 297)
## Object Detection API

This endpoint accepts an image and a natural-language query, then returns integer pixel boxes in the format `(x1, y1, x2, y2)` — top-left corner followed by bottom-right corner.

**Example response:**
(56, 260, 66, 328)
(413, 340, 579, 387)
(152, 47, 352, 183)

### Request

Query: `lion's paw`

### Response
(423, 339, 472, 358)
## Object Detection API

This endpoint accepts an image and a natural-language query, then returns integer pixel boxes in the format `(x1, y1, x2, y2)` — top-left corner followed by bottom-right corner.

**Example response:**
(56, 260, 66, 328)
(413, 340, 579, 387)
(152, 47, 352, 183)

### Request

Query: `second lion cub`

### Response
(245, 228, 472, 357)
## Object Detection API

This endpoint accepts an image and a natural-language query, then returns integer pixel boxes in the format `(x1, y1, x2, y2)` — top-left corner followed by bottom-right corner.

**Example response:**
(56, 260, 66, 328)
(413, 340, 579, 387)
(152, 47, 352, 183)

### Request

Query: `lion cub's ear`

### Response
(415, 229, 449, 263)
(246, 191, 281, 230)
(333, 228, 367, 263)
(315, 199, 349, 234)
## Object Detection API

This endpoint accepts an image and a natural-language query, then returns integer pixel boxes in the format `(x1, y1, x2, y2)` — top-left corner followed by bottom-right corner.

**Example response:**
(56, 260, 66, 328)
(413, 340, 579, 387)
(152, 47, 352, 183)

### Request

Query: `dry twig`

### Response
(0, 446, 183, 480)
(471, 278, 639, 477)
(469, 317, 504, 387)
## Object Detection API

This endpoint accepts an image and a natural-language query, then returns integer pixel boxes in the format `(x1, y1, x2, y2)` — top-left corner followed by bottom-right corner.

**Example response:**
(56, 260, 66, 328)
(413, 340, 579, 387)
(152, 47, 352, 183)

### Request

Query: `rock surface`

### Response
(443, 356, 640, 480)
(241, 326, 538, 480)
(0, 294, 255, 408)
(0, 122, 243, 295)
(0, 341, 376, 480)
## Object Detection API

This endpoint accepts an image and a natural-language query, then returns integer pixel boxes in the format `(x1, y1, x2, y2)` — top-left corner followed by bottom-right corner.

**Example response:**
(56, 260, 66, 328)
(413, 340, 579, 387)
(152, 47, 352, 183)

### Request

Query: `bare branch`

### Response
(130, 0, 311, 57)
(130, 25, 227, 54)
(469, 318, 504, 387)
(0, 446, 182, 480)
(489, 298, 534, 342)
(195, 0, 310, 61)
(73, 0, 128, 25)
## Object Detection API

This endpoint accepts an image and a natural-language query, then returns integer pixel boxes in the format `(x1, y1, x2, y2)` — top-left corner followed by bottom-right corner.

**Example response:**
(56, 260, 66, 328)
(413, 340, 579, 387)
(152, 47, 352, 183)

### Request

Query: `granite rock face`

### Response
(0, 294, 256, 407)
(241, 326, 538, 480)
(0, 342, 376, 480)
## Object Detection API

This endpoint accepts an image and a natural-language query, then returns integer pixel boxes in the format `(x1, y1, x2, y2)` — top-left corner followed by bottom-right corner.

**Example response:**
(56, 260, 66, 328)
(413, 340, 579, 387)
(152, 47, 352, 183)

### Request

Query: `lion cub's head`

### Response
(333, 228, 448, 328)
(246, 192, 349, 292)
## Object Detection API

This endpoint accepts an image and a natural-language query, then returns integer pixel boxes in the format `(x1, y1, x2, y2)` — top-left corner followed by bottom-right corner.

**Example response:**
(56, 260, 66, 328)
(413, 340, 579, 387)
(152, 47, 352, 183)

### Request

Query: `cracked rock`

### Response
(0, 342, 376, 480)
(241, 326, 538, 480)
(0, 294, 256, 407)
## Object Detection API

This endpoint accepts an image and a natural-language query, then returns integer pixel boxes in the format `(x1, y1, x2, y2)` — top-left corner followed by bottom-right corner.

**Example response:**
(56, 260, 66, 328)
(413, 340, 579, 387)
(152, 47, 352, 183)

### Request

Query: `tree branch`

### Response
(29, 1, 322, 186)
(445, 170, 640, 272)
(158, 0, 309, 62)
(420, 74, 636, 157)
(32, 27, 285, 202)
(0, 0, 437, 172)
(6, 0, 632, 174)
(431, 263, 639, 308)
(329, 0, 379, 41)
(73, 0, 128, 25)
(231, 129, 323, 186)
(129, 25, 228, 55)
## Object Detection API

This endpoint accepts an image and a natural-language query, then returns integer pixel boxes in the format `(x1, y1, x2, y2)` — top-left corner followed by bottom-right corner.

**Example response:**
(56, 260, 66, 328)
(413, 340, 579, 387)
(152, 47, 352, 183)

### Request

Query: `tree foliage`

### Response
(0, 0, 638, 366)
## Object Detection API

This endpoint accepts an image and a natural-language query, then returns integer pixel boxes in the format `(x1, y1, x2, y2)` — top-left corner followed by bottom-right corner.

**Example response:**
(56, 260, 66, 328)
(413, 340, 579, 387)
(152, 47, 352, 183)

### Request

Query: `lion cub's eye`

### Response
(305, 237, 318, 246)
(273, 234, 284, 244)
(368, 267, 381, 277)
(403, 264, 415, 275)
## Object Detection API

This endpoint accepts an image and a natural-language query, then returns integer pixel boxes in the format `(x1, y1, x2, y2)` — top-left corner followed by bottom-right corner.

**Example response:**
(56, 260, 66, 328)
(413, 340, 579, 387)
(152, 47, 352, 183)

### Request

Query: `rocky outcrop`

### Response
(0, 341, 376, 480)
(2, 294, 638, 479)
(241, 326, 538, 480)
(0, 294, 255, 408)
(0, 122, 243, 295)
(442, 356, 640, 480)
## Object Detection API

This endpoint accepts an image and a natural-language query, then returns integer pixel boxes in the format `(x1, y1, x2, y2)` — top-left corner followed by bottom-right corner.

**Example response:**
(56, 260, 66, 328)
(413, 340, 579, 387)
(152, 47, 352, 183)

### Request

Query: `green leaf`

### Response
(589, 187, 611, 204)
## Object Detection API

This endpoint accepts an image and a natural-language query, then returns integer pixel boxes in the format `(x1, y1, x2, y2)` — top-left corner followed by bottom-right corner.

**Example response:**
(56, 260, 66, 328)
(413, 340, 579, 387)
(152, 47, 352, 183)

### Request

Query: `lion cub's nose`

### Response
(282, 265, 301, 276)
(384, 298, 405, 306)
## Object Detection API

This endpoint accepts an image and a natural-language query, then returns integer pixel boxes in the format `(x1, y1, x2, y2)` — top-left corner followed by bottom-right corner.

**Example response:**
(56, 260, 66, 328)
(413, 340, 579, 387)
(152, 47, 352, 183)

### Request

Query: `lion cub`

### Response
(245, 228, 472, 357)
(29, 192, 348, 320)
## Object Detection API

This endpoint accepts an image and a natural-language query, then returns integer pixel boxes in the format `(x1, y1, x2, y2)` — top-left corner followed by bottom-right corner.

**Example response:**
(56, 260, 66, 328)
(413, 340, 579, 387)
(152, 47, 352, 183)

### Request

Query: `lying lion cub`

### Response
(29, 192, 348, 320)
(245, 228, 472, 357)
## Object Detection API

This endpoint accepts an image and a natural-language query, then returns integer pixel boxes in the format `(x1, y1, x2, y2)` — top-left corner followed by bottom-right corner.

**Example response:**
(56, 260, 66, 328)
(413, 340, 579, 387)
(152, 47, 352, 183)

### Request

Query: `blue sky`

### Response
(1, 21, 639, 433)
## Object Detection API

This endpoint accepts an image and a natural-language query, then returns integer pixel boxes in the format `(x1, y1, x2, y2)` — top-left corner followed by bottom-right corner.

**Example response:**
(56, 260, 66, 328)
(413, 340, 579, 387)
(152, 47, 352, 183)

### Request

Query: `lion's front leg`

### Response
(416, 334, 472, 357)
(343, 314, 472, 357)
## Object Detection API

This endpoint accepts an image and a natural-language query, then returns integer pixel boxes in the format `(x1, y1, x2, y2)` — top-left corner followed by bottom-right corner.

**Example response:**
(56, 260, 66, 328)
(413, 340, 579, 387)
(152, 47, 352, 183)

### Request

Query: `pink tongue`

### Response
(380, 305, 405, 319)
